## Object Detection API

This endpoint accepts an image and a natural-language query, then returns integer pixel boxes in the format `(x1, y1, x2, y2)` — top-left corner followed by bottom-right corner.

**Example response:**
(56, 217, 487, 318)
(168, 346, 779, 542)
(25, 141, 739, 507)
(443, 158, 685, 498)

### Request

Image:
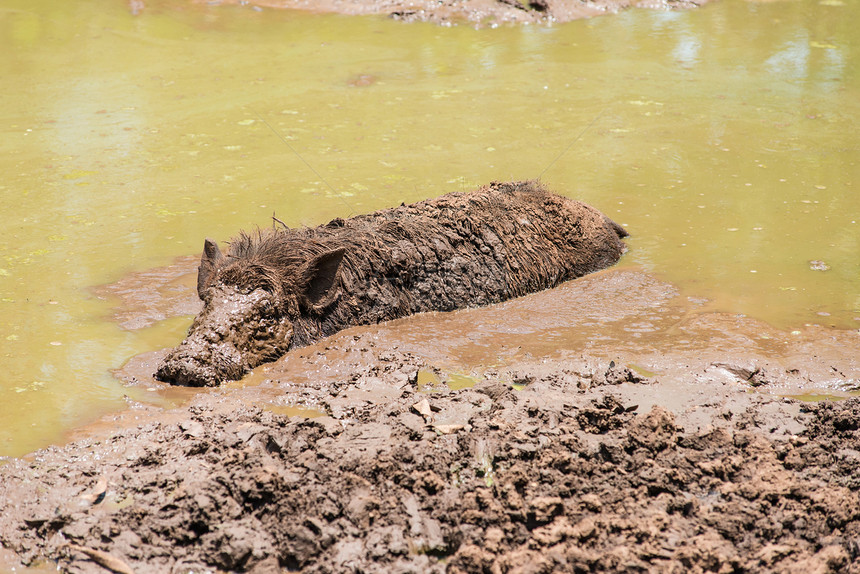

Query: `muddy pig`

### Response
(156, 180, 628, 386)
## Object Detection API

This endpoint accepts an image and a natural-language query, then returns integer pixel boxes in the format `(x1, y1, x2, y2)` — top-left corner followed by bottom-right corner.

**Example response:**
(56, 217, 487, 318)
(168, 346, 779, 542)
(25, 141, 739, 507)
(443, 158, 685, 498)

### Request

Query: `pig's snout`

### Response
(156, 286, 292, 387)
(156, 338, 246, 387)
(156, 352, 221, 387)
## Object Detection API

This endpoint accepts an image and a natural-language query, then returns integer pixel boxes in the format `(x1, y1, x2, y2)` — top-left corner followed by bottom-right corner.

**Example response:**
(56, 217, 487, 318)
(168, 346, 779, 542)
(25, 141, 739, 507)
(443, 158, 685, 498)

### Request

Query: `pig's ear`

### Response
(299, 248, 345, 312)
(197, 238, 224, 299)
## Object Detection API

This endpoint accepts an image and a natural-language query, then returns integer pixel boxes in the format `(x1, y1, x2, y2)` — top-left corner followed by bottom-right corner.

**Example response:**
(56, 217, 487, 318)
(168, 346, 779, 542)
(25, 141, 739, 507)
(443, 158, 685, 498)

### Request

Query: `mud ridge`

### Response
(196, 0, 714, 27)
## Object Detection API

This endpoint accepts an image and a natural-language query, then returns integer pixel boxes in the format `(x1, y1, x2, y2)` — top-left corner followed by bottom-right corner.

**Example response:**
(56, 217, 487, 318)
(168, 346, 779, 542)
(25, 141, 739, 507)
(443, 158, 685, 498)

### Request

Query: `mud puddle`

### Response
(108, 256, 860, 403)
(100, 257, 859, 440)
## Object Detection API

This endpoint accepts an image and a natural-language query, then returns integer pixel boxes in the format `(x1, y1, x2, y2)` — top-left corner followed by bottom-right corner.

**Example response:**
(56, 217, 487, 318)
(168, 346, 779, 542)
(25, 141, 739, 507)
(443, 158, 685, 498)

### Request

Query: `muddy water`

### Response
(0, 0, 857, 457)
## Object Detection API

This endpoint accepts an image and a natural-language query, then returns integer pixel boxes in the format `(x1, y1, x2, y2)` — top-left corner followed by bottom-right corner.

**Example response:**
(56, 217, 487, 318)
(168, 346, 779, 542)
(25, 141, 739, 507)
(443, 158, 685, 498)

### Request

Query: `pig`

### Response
(156, 180, 628, 386)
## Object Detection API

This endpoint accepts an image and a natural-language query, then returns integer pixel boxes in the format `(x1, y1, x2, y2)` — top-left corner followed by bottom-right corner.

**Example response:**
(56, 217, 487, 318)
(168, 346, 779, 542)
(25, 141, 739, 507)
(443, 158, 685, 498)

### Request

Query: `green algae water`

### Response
(0, 0, 857, 457)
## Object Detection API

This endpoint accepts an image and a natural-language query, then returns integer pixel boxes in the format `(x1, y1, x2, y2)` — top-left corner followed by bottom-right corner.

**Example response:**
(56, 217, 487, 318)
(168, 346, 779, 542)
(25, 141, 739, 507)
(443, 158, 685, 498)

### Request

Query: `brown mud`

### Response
(2, 259, 859, 573)
(188, 0, 713, 27)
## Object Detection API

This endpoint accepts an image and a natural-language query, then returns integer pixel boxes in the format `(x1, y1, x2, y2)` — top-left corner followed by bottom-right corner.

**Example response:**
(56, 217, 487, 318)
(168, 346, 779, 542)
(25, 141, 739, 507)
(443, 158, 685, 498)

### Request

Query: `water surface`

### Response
(0, 0, 857, 456)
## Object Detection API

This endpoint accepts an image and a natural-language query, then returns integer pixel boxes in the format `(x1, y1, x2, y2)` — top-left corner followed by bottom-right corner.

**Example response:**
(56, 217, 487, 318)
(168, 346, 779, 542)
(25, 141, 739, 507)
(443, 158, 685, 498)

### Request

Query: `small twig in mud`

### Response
(62, 543, 135, 574)
(272, 212, 289, 230)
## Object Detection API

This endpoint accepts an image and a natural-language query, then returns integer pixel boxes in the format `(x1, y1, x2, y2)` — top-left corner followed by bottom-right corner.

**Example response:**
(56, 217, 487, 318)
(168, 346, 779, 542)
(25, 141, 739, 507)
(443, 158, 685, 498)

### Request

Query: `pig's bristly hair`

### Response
(159, 180, 629, 386)
(206, 180, 627, 350)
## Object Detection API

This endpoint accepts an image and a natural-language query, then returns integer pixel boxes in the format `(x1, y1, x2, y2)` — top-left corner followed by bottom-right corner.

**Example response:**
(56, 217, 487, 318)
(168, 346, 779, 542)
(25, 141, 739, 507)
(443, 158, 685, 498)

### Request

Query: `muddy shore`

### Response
(2, 260, 859, 573)
(192, 0, 714, 27)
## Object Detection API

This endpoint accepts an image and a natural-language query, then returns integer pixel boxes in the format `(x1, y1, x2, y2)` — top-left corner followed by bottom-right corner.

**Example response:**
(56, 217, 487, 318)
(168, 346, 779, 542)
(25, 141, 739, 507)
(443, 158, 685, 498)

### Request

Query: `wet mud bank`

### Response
(2, 265, 860, 573)
(1, 361, 859, 573)
(195, 0, 714, 27)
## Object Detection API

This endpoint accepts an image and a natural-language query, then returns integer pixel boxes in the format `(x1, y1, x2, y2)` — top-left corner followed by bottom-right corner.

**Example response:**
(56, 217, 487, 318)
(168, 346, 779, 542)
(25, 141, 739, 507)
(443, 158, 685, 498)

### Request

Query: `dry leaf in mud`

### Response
(63, 543, 135, 574)
(78, 476, 108, 505)
(413, 398, 433, 420)
(434, 424, 466, 434)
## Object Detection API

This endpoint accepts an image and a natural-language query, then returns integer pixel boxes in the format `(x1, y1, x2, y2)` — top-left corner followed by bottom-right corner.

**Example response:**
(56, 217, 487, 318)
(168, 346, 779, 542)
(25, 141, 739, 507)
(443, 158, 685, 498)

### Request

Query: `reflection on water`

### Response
(0, 0, 857, 456)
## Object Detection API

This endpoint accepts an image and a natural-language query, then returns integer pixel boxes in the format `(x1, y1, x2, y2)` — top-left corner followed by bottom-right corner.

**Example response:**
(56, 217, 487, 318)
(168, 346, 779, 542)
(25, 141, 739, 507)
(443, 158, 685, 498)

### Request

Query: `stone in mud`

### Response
(156, 180, 628, 386)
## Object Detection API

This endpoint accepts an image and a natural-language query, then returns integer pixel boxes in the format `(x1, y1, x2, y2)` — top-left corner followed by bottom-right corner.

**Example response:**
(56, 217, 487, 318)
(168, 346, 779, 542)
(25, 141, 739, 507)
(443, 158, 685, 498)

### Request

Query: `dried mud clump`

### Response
(1, 375, 858, 574)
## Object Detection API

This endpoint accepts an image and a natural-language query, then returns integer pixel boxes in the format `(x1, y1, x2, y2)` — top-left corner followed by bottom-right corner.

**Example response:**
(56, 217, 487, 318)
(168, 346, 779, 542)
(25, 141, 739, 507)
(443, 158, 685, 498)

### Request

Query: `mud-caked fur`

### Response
(157, 181, 628, 386)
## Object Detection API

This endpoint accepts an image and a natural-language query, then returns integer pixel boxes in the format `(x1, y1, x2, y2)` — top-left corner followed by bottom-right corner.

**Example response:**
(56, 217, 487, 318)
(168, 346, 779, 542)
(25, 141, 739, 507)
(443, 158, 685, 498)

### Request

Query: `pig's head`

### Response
(156, 236, 345, 387)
